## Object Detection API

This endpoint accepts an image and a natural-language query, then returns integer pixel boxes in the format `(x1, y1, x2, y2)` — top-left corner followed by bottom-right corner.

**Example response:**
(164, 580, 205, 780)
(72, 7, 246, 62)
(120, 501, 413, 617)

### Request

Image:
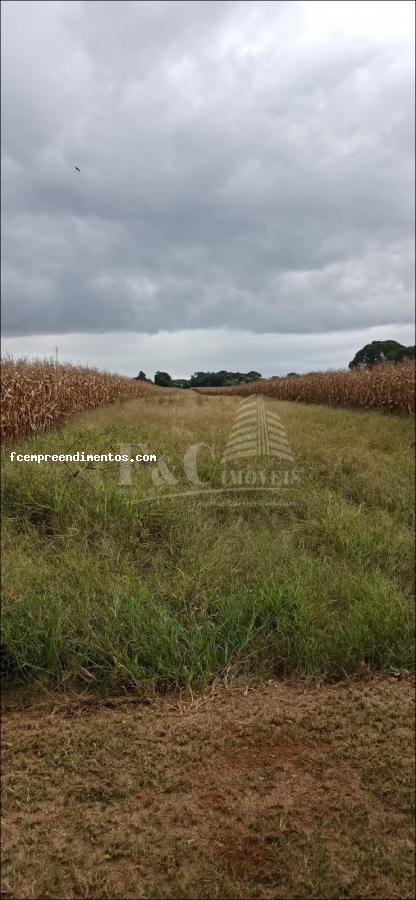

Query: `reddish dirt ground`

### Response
(2, 677, 415, 899)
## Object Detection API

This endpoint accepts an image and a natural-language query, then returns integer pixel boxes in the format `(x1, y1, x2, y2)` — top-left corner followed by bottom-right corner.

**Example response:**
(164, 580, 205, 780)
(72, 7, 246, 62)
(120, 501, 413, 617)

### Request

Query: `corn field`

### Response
(195, 361, 415, 414)
(1, 356, 162, 441)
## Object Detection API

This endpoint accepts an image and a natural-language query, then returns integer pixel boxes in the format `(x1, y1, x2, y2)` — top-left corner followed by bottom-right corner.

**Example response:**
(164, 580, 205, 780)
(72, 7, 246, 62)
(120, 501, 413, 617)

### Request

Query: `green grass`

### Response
(1, 392, 414, 689)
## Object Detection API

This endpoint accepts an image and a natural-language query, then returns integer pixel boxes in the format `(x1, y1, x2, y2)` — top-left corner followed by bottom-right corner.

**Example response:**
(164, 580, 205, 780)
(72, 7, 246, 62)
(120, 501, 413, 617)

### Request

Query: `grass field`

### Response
(2, 390, 415, 899)
(2, 390, 414, 689)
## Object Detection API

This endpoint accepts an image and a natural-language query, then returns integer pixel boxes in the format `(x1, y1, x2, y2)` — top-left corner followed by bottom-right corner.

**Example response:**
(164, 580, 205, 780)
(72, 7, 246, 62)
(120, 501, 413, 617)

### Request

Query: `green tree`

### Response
(348, 341, 416, 369)
(189, 370, 262, 387)
(134, 370, 149, 381)
(154, 371, 173, 387)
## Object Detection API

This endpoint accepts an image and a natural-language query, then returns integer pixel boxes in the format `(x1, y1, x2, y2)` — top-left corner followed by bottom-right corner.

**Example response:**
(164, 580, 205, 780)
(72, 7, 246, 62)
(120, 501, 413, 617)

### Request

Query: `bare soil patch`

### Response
(2, 677, 415, 899)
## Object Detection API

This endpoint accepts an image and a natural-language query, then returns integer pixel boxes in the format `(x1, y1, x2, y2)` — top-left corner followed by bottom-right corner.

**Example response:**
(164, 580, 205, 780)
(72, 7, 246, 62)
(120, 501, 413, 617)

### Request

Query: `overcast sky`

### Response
(1, 0, 415, 377)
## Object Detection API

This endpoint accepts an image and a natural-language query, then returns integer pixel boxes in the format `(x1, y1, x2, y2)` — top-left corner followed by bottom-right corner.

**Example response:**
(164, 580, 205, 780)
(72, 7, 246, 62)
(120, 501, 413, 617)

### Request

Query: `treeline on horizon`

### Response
(135, 370, 263, 388)
(134, 340, 415, 388)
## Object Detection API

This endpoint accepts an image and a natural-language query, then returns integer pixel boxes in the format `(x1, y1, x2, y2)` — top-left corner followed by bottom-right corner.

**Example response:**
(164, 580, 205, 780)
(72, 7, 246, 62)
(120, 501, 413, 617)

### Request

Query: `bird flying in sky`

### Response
(74, 166, 80, 172)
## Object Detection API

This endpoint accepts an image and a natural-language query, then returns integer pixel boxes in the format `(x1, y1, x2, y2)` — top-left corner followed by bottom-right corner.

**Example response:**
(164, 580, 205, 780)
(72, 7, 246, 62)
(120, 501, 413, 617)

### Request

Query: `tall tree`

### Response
(154, 371, 173, 387)
(349, 341, 415, 369)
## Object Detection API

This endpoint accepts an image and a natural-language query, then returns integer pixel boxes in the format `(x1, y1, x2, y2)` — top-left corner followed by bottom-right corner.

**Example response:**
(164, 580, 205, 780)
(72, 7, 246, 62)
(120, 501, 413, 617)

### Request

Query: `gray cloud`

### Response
(1, 0, 414, 343)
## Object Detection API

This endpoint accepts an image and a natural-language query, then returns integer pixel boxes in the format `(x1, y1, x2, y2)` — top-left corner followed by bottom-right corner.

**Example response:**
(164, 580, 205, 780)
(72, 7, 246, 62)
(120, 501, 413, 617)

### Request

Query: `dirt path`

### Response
(2, 677, 414, 899)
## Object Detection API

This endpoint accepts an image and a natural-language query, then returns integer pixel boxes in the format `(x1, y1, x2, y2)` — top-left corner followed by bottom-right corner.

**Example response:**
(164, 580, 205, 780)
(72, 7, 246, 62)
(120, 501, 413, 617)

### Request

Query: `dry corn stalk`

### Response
(194, 361, 415, 414)
(1, 356, 163, 442)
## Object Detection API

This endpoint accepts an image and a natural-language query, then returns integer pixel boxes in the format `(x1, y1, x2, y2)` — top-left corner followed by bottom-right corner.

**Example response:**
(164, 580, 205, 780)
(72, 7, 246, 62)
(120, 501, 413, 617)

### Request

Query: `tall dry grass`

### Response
(1, 356, 162, 441)
(195, 361, 415, 414)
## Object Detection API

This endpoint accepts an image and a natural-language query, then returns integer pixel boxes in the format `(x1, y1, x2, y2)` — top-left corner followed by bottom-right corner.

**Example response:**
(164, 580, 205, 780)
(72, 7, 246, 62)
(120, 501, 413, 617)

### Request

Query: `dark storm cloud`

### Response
(1, 0, 414, 337)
